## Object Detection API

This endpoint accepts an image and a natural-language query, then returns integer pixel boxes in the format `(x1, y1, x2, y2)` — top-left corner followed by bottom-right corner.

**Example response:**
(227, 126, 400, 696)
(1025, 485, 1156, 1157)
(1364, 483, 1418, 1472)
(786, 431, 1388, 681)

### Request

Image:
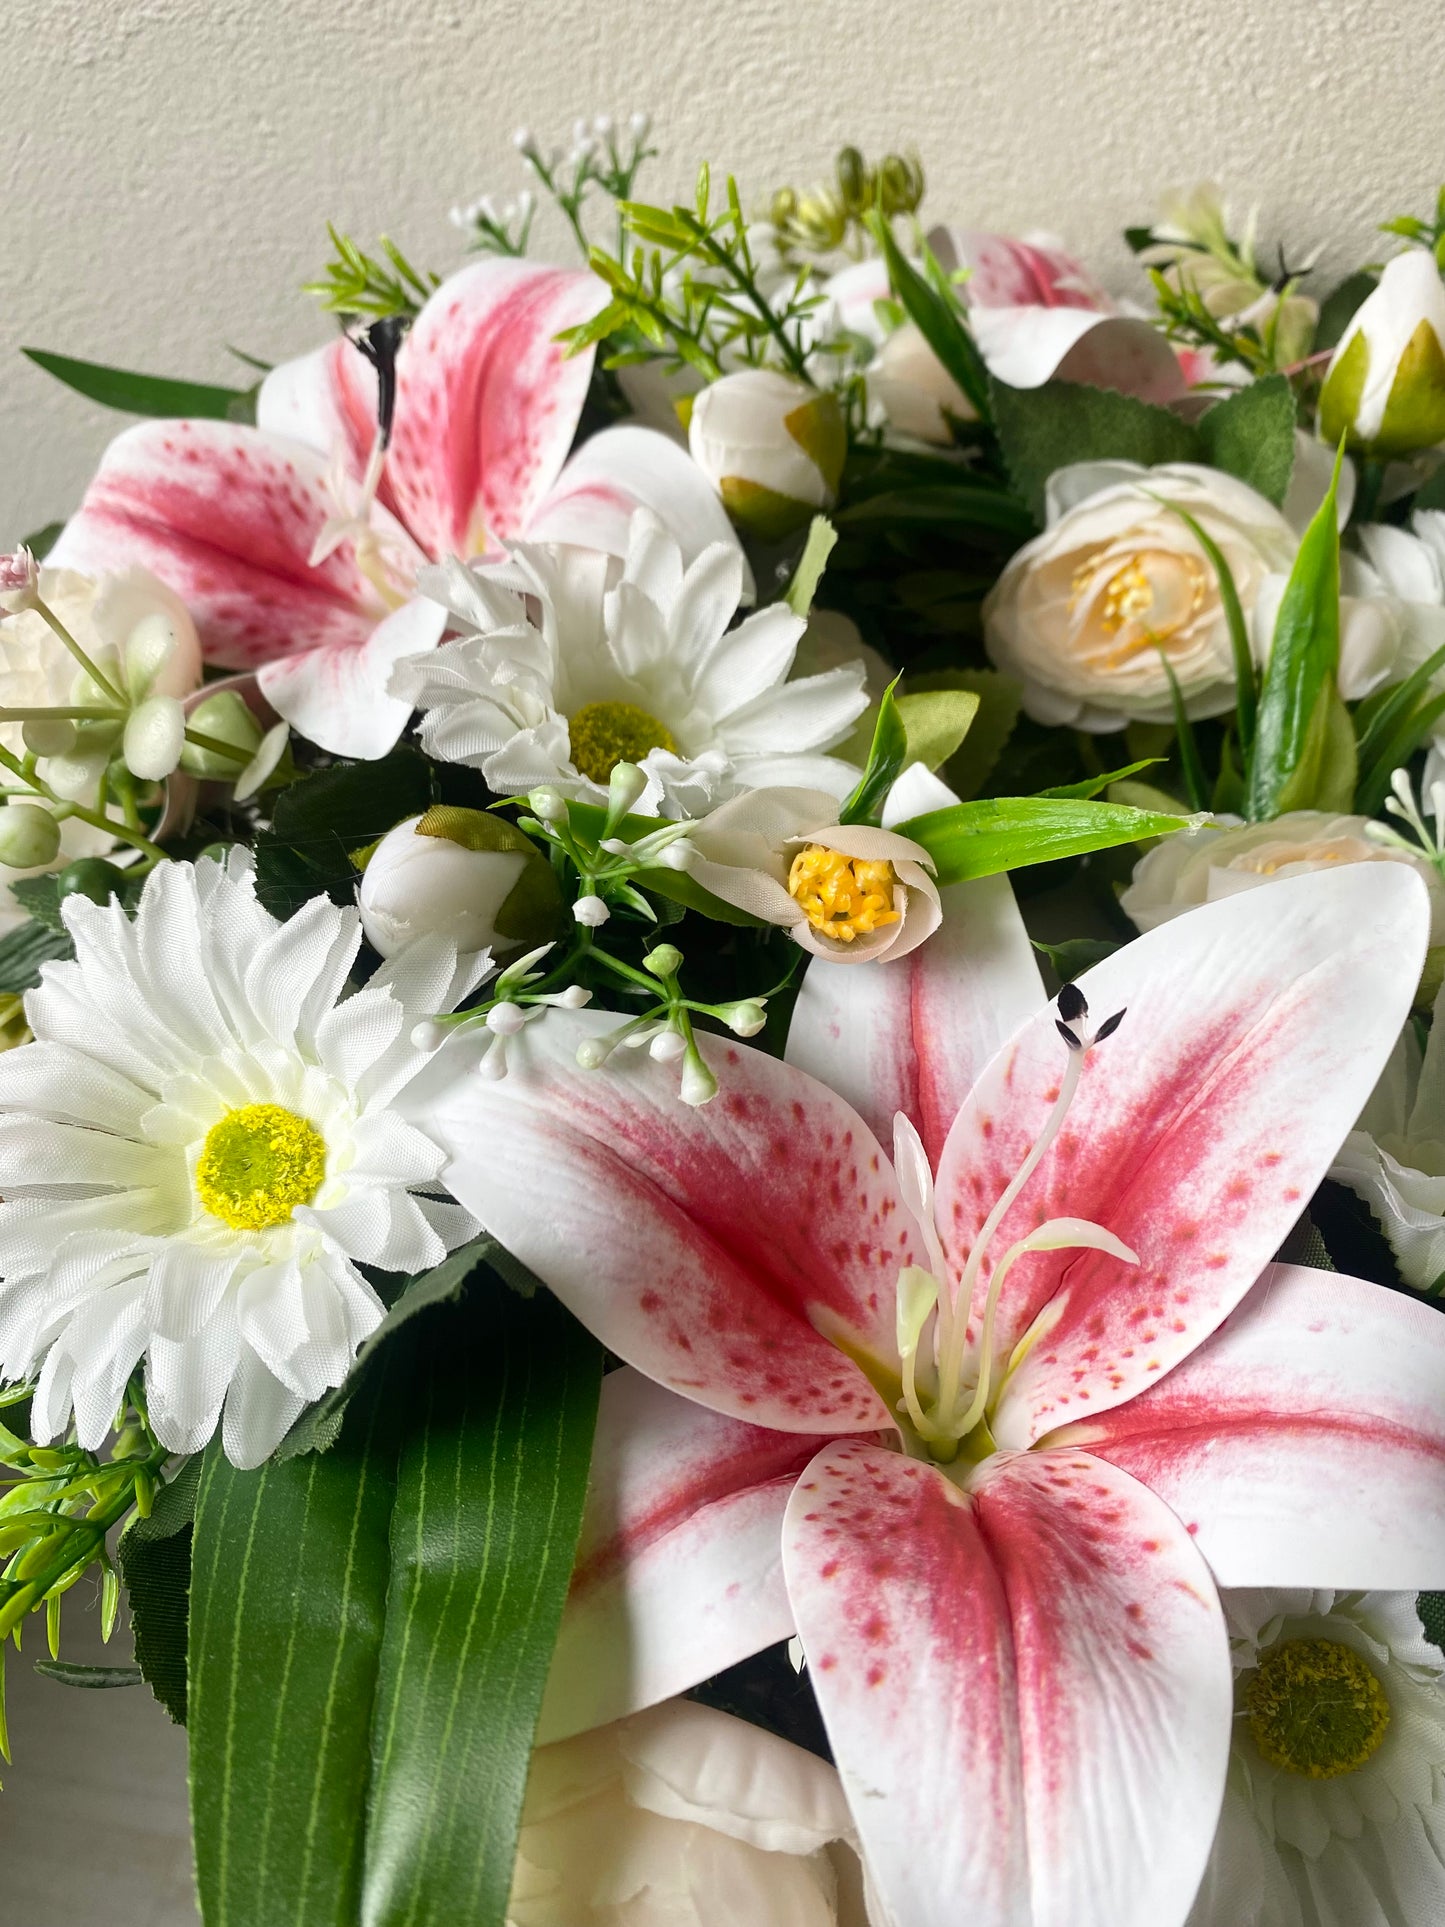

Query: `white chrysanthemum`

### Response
(389, 511, 868, 817)
(1188, 1589, 1445, 1927)
(0, 851, 489, 1468)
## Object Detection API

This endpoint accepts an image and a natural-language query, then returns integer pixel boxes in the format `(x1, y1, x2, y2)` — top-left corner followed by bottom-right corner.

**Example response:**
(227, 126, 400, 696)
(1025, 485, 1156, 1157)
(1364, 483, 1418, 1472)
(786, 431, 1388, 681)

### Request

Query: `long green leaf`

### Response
(866, 215, 991, 418)
(1156, 652, 1210, 811)
(361, 1288, 600, 1927)
(22, 347, 250, 420)
(897, 795, 1199, 885)
(1151, 495, 1258, 757)
(0, 917, 72, 992)
(1039, 758, 1161, 800)
(1244, 445, 1345, 820)
(840, 681, 908, 826)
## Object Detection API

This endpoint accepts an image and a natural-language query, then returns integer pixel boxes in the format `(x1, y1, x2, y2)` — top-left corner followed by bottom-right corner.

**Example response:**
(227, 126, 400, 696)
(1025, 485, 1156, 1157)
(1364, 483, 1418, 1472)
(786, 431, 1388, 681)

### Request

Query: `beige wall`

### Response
(4, 0, 1442, 541)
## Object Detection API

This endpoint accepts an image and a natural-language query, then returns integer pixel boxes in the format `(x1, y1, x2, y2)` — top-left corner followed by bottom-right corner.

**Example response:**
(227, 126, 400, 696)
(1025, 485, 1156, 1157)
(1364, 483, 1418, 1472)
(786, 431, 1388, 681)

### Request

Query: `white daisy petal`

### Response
(222, 1348, 308, 1471)
(718, 664, 868, 755)
(693, 604, 806, 718)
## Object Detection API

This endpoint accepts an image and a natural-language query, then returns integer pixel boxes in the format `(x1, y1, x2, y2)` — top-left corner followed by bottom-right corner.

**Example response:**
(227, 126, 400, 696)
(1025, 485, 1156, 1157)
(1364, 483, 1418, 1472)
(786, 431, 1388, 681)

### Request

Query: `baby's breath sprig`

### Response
(511, 112, 657, 262)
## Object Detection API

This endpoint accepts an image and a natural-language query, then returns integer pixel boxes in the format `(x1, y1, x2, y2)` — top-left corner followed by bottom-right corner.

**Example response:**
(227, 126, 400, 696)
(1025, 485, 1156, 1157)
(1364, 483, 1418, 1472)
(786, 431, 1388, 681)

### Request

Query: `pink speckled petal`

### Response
(936, 865, 1428, 1450)
(256, 591, 447, 760)
(785, 875, 1045, 1167)
(384, 257, 606, 559)
(526, 423, 748, 574)
(255, 338, 377, 481)
(406, 1011, 914, 1433)
(1057, 1263, 1445, 1590)
(970, 307, 1187, 403)
(782, 1439, 1229, 1927)
(933, 227, 1111, 311)
(538, 1368, 826, 1744)
(49, 420, 393, 671)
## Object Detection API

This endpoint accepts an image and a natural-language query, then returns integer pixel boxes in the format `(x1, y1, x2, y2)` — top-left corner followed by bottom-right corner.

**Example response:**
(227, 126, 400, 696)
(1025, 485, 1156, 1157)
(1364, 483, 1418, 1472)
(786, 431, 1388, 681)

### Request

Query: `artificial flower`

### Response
(0, 849, 487, 1468)
(50, 259, 741, 759)
(390, 509, 868, 814)
(1319, 249, 1445, 457)
(410, 862, 1445, 1927)
(1330, 971, 1445, 1293)
(510, 1698, 873, 1927)
(1187, 1590, 1445, 1927)
(682, 785, 941, 961)
(983, 461, 1299, 727)
(357, 808, 561, 960)
(687, 369, 845, 540)
(1122, 811, 1445, 940)
(1138, 183, 1319, 370)
(865, 320, 975, 445)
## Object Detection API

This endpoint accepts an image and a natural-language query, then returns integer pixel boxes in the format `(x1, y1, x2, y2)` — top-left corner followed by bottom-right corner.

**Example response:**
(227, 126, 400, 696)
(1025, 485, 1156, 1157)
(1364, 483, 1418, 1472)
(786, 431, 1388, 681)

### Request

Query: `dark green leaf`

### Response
(866, 214, 991, 418)
(20, 521, 64, 561)
(0, 917, 72, 992)
(1413, 461, 1445, 512)
(1419, 1592, 1445, 1656)
(897, 795, 1197, 886)
(9, 876, 67, 935)
(1196, 375, 1297, 506)
(990, 378, 1198, 524)
(1040, 759, 1162, 801)
(1032, 936, 1120, 980)
(360, 1288, 601, 1927)
(33, 1660, 142, 1688)
(834, 485, 1033, 537)
(257, 750, 437, 915)
(117, 1453, 203, 1725)
(840, 682, 908, 825)
(1314, 272, 1376, 353)
(1245, 447, 1343, 820)
(22, 348, 250, 420)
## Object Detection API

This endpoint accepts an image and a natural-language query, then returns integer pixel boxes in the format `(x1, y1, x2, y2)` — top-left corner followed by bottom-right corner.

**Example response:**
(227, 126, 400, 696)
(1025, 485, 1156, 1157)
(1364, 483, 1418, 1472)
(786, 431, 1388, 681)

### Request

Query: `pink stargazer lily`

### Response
(50, 258, 740, 759)
(412, 863, 1445, 1927)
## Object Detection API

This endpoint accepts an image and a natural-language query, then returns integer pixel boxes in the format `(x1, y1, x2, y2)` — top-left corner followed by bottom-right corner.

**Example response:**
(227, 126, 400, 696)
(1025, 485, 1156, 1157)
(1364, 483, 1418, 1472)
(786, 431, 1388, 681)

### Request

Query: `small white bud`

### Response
(0, 803, 60, 869)
(486, 1001, 528, 1036)
(679, 1050, 719, 1107)
(606, 760, 650, 821)
(0, 548, 39, 615)
(410, 1020, 446, 1050)
(554, 984, 592, 1009)
(122, 692, 186, 781)
(512, 126, 538, 156)
(724, 1000, 767, 1038)
(628, 111, 652, 140)
(658, 840, 693, 871)
(576, 1036, 612, 1070)
(527, 786, 568, 824)
(21, 715, 76, 758)
(477, 1038, 510, 1080)
(649, 1028, 687, 1063)
(572, 893, 611, 927)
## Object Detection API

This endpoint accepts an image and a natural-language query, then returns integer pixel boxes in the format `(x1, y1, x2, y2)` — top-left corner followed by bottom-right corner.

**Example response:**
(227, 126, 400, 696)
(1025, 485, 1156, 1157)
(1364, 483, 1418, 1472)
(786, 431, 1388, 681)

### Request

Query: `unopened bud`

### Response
(723, 1000, 767, 1038)
(576, 1036, 613, 1070)
(21, 716, 76, 758)
(486, 1001, 528, 1036)
(528, 785, 568, 824)
(679, 1049, 719, 1107)
(643, 943, 683, 978)
(649, 1028, 687, 1062)
(0, 803, 60, 870)
(572, 893, 611, 927)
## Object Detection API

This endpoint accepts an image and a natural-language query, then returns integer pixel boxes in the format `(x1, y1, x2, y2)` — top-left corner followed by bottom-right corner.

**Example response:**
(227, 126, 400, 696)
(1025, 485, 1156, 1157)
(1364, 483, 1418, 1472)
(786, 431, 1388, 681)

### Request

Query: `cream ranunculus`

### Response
(983, 462, 1298, 729)
(683, 786, 941, 963)
(1121, 812, 1445, 938)
(509, 1700, 874, 1927)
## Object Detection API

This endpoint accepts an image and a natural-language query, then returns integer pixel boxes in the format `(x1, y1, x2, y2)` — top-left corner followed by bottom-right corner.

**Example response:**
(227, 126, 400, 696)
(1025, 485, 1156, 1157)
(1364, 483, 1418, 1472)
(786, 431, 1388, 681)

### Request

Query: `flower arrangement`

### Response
(4, 122, 1445, 1927)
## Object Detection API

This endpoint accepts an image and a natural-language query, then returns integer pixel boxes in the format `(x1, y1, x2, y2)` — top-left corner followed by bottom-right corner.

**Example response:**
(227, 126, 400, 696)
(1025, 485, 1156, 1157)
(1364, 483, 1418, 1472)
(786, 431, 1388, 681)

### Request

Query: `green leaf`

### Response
(834, 484, 1034, 538)
(22, 348, 250, 420)
(1314, 272, 1377, 354)
(9, 875, 67, 935)
(1195, 375, 1297, 506)
(360, 1287, 600, 1927)
(20, 521, 65, 561)
(839, 682, 908, 825)
(117, 1453, 203, 1726)
(783, 516, 838, 616)
(1156, 653, 1210, 811)
(895, 688, 979, 773)
(991, 379, 1198, 524)
(908, 668, 1021, 800)
(0, 917, 71, 992)
(1149, 495, 1258, 757)
(33, 1660, 143, 1688)
(257, 749, 437, 916)
(1245, 445, 1344, 821)
(1040, 758, 1163, 801)
(897, 796, 1199, 886)
(1419, 1592, 1445, 1657)
(560, 802, 767, 928)
(866, 214, 991, 418)
(1032, 936, 1120, 980)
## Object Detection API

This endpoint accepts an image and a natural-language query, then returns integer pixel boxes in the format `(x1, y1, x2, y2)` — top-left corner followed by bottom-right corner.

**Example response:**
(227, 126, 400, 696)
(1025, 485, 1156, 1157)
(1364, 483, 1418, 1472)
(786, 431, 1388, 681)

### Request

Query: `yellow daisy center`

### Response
(1245, 1637, 1391, 1779)
(195, 1103, 328, 1232)
(569, 701, 677, 785)
(787, 844, 900, 943)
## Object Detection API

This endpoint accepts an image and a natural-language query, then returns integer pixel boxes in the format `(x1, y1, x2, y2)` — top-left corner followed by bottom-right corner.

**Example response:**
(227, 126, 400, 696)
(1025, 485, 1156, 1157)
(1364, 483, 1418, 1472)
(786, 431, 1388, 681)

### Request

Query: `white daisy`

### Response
(0, 850, 488, 1468)
(388, 510, 869, 817)
(1189, 1589, 1445, 1927)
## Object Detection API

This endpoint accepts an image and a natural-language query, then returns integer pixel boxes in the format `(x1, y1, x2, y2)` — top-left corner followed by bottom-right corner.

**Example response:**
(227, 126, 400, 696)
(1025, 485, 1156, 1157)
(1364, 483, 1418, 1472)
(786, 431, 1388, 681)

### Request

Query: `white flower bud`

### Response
(0, 548, 39, 615)
(648, 1028, 687, 1062)
(1319, 250, 1445, 457)
(553, 984, 592, 1008)
(359, 812, 555, 959)
(688, 370, 845, 541)
(486, 1001, 528, 1036)
(572, 893, 611, 927)
(0, 803, 61, 869)
(643, 943, 683, 978)
(512, 126, 537, 156)
(628, 111, 652, 140)
(657, 840, 693, 871)
(723, 1000, 767, 1038)
(576, 1036, 613, 1070)
(679, 1050, 719, 1107)
(527, 786, 568, 824)
(21, 716, 76, 758)
(607, 760, 650, 821)
(122, 692, 186, 781)
(410, 1020, 446, 1050)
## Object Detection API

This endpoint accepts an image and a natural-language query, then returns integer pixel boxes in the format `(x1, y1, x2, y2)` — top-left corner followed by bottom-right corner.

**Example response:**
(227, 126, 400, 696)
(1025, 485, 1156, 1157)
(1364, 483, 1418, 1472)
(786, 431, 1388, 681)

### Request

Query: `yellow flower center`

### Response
(195, 1103, 328, 1232)
(1245, 1637, 1391, 1779)
(1072, 549, 1208, 666)
(568, 701, 677, 785)
(787, 844, 900, 942)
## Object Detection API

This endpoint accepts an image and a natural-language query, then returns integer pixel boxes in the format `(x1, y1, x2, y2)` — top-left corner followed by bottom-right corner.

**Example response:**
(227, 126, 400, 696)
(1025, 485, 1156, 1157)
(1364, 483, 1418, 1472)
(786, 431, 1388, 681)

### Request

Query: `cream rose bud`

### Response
(509, 1700, 872, 1927)
(685, 786, 941, 964)
(688, 369, 845, 541)
(983, 462, 1298, 730)
(357, 809, 560, 959)
(867, 321, 976, 446)
(1121, 811, 1445, 939)
(1319, 249, 1445, 458)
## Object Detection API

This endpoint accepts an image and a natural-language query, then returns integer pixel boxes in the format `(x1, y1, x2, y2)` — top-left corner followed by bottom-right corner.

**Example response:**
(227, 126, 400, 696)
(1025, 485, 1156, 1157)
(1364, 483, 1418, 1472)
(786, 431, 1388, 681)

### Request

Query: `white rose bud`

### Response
(358, 808, 560, 959)
(868, 321, 976, 446)
(688, 369, 845, 541)
(1319, 250, 1445, 457)
(0, 803, 61, 870)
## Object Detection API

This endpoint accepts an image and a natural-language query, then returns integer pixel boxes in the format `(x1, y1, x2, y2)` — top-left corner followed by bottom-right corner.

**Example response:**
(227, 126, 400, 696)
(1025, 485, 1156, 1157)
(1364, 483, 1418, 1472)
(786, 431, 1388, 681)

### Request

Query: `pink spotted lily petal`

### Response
(934, 864, 1429, 1449)
(537, 1367, 831, 1745)
(256, 592, 447, 760)
(409, 1011, 915, 1434)
(932, 227, 1113, 311)
(1057, 1262, 1445, 1589)
(783, 1438, 1230, 1927)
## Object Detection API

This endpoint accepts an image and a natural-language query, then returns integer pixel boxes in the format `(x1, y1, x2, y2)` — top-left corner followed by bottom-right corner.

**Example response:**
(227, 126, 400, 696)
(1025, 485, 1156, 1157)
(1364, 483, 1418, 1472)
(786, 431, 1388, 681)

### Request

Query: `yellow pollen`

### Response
(1071, 549, 1209, 667)
(195, 1103, 328, 1232)
(787, 844, 900, 943)
(1245, 1637, 1391, 1780)
(568, 701, 677, 785)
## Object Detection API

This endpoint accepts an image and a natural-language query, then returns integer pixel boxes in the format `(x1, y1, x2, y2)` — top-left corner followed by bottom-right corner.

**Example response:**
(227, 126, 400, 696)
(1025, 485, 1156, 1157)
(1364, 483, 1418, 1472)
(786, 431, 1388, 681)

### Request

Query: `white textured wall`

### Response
(4, 0, 1442, 540)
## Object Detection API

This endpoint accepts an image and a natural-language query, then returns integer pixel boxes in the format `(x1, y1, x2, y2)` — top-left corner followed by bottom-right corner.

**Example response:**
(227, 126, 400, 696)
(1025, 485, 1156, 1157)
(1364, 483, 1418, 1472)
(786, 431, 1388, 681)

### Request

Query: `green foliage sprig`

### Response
(304, 225, 440, 321)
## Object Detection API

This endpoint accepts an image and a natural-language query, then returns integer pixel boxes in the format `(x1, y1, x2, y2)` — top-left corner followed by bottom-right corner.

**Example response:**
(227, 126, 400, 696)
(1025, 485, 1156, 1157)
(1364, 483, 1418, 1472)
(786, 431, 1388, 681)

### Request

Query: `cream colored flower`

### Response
(983, 462, 1298, 730)
(509, 1699, 873, 1927)
(1122, 813, 1445, 939)
(684, 786, 941, 963)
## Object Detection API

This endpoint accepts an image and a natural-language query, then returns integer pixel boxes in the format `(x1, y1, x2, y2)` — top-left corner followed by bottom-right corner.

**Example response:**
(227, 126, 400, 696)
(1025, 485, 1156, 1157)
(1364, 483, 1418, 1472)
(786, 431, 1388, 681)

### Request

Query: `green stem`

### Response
(0, 745, 166, 866)
(693, 228, 812, 381)
(0, 705, 120, 723)
(33, 603, 126, 706)
(183, 726, 250, 763)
